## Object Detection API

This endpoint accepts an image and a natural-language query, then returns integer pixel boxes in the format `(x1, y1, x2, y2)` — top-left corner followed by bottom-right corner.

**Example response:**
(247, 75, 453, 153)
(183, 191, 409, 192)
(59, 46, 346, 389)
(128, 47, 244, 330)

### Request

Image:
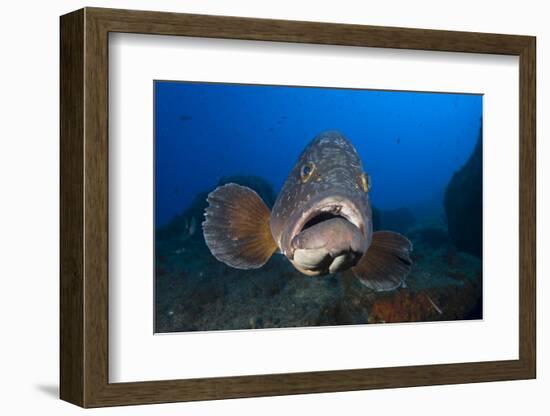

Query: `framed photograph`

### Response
(60, 7, 536, 407)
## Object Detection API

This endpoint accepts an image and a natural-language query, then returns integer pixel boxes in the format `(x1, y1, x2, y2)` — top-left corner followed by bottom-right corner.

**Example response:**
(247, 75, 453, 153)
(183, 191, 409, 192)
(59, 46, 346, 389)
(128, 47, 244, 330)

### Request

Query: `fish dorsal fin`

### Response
(352, 231, 413, 291)
(203, 183, 277, 269)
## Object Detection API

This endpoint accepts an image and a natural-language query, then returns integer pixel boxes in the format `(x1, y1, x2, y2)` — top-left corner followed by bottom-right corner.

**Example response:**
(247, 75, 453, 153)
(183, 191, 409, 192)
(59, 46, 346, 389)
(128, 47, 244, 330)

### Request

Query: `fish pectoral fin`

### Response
(352, 231, 413, 292)
(202, 183, 277, 269)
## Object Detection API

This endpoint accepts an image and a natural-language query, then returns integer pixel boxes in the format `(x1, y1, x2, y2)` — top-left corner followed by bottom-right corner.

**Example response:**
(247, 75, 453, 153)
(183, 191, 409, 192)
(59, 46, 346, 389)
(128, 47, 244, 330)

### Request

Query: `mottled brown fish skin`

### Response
(270, 130, 373, 259)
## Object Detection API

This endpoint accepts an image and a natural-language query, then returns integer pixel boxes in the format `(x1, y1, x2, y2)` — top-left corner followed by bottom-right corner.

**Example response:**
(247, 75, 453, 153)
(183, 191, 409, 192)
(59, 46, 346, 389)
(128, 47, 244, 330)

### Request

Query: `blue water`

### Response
(155, 81, 482, 227)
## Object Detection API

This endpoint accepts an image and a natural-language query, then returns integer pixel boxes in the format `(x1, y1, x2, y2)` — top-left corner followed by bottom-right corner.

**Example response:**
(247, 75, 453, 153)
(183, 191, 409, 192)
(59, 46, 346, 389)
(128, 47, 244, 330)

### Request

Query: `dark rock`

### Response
(254, 317, 264, 329)
(444, 130, 482, 258)
(190, 275, 226, 306)
(409, 227, 449, 248)
(465, 295, 483, 320)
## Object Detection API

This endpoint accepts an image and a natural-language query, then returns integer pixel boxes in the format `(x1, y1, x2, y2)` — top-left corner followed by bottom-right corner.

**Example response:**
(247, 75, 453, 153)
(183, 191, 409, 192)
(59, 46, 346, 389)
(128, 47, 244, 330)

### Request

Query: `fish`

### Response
(202, 130, 412, 291)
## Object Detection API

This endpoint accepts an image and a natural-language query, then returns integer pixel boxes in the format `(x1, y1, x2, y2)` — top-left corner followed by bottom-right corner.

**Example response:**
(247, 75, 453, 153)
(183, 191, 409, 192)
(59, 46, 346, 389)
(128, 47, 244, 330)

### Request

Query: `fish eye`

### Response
(359, 172, 371, 192)
(300, 162, 315, 183)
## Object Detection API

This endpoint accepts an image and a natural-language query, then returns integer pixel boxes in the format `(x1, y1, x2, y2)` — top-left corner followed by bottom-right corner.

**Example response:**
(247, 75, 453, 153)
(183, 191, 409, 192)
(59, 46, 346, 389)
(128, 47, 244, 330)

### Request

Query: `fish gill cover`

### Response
(154, 81, 483, 333)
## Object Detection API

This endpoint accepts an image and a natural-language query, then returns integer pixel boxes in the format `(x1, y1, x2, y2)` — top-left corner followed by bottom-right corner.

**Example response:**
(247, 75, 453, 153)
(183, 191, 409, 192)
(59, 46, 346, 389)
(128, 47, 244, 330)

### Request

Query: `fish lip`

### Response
(286, 195, 366, 258)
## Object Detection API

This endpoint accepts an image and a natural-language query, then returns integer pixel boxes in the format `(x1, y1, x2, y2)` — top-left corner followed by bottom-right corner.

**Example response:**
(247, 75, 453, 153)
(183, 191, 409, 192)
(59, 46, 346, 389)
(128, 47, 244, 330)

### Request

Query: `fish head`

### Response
(271, 131, 373, 276)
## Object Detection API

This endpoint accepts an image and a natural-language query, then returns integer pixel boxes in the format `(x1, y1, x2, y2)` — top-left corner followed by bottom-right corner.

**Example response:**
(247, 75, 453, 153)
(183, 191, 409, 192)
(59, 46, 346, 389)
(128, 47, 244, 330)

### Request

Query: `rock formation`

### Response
(444, 130, 482, 258)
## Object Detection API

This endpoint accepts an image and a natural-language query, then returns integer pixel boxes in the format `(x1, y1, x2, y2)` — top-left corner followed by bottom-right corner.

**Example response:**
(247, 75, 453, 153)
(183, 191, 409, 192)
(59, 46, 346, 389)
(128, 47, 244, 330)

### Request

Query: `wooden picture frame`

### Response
(60, 7, 536, 408)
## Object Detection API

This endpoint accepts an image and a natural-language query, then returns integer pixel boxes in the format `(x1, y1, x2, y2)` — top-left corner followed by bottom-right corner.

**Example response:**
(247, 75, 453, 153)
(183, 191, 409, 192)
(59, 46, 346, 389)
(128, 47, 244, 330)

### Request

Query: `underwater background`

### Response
(154, 81, 483, 333)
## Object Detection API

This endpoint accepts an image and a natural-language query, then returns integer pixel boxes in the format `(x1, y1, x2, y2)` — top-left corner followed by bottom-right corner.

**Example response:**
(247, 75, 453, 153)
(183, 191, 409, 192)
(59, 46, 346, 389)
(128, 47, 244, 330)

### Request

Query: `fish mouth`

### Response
(287, 196, 366, 258)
